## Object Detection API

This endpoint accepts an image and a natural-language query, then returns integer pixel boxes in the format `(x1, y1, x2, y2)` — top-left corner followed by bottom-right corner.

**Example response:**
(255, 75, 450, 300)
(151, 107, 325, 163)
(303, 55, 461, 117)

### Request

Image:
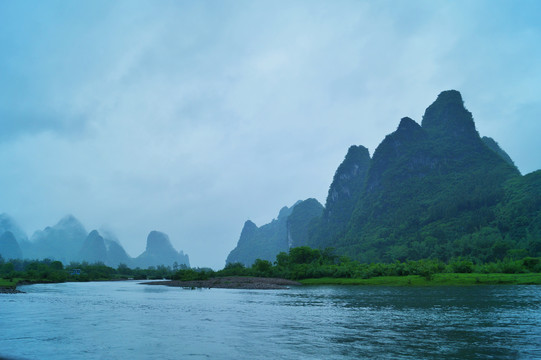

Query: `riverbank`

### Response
(300, 273, 541, 286)
(142, 276, 302, 289)
(0, 278, 24, 293)
(0, 286, 24, 294)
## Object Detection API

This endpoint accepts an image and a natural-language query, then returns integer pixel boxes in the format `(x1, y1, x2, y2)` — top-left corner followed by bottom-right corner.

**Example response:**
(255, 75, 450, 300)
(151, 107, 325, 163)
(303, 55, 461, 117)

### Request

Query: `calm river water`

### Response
(1, 281, 540, 359)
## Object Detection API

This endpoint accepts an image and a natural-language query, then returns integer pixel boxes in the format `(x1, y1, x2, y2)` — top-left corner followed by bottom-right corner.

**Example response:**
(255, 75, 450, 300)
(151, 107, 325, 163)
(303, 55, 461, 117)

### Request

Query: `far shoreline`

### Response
(141, 276, 302, 290)
(299, 273, 541, 286)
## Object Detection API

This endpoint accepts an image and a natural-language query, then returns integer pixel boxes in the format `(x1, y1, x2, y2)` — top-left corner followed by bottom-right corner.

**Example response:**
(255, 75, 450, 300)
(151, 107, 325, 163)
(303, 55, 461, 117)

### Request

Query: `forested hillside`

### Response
(226, 90, 541, 265)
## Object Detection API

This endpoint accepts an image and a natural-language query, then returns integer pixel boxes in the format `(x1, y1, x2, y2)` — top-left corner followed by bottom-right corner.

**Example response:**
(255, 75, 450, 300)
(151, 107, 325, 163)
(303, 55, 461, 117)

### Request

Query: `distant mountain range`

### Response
(226, 90, 541, 266)
(0, 214, 189, 268)
(226, 199, 324, 266)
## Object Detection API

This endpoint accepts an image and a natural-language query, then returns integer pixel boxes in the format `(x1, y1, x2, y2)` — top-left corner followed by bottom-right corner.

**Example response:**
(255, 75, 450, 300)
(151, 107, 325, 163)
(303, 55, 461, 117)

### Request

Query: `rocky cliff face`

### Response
(287, 198, 324, 248)
(226, 199, 323, 266)
(226, 206, 292, 266)
(307, 146, 371, 250)
(325, 145, 370, 219)
(135, 231, 190, 268)
(0, 231, 23, 260)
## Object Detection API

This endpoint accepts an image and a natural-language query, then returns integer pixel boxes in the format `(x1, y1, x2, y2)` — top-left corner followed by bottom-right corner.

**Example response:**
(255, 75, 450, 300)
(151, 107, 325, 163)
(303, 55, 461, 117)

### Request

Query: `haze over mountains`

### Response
(0, 214, 189, 268)
(2, 90, 539, 269)
(227, 90, 541, 266)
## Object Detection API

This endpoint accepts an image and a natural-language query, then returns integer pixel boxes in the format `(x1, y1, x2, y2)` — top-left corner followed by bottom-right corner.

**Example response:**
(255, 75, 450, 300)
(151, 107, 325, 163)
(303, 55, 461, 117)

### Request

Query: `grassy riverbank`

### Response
(300, 273, 541, 286)
(0, 278, 18, 289)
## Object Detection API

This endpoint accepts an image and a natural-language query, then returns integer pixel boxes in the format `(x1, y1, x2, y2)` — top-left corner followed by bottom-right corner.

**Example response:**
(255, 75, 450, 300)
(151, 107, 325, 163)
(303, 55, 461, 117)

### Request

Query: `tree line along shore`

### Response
(2, 246, 541, 291)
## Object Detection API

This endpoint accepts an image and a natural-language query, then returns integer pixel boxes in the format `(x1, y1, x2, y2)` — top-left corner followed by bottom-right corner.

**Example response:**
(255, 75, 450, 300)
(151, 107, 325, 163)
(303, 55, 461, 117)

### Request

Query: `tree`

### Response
(289, 246, 321, 265)
(252, 259, 273, 276)
(51, 261, 63, 271)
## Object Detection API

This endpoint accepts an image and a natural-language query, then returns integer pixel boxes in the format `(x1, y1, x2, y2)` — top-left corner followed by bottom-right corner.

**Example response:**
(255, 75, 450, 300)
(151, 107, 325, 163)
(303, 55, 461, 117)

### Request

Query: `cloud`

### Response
(0, 0, 540, 268)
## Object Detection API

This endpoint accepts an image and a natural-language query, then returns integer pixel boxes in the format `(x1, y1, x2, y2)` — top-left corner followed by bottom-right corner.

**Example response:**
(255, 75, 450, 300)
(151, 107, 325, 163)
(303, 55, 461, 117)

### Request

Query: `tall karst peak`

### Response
(397, 117, 422, 133)
(421, 90, 478, 141)
(277, 206, 294, 220)
(79, 230, 107, 263)
(88, 229, 101, 239)
(136, 230, 190, 268)
(0, 213, 28, 242)
(371, 116, 426, 165)
(240, 220, 258, 236)
(325, 145, 370, 216)
(226, 200, 321, 266)
(58, 214, 79, 225)
(146, 230, 176, 253)
(56, 214, 87, 233)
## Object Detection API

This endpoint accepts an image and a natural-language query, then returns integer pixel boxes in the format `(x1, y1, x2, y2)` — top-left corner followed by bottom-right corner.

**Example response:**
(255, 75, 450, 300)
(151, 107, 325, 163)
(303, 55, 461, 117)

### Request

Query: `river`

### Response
(1, 281, 540, 359)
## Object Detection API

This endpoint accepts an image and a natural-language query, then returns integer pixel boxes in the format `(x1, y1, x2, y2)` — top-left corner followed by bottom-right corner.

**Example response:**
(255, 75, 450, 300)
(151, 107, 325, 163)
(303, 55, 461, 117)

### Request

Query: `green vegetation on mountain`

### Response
(482, 136, 517, 169)
(225, 90, 540, 266)
(311, 91, 537, 263)
(310, 145, 371, 249)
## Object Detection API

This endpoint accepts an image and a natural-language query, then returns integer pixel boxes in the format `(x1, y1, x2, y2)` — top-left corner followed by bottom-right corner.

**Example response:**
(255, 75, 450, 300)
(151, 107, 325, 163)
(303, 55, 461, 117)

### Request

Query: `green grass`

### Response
(300, 273, 541, 286)
(0, 278, 18, 288)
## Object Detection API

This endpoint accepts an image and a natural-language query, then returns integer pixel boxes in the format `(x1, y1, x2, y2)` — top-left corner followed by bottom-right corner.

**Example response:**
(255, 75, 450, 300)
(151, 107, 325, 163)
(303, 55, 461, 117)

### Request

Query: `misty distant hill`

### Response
(0, 213, 28, 244)
(0, 231, 23, 261)
(23, 215, 87, 263)
(134, 231, 190, 268)
(0, 214, 190, 269)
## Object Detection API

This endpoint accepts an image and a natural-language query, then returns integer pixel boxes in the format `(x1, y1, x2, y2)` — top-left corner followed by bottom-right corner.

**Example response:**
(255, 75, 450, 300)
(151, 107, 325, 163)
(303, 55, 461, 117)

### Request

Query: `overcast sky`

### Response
(1, 0, 540, 269)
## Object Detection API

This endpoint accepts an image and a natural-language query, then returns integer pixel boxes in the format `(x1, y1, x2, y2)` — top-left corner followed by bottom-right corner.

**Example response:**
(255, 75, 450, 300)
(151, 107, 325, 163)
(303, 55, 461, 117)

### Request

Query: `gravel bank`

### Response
(142, 276, 302, 289)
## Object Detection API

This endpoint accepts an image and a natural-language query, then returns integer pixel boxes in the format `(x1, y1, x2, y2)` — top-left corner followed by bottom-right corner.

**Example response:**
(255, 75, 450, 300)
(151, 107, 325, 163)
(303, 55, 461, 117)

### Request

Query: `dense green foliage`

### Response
(0, 257, 188, 286)
(304, 91, 540, 264)
(300, 273, 541, 286)
(3, 246, 540, 289)
(170, 246, 541, 284)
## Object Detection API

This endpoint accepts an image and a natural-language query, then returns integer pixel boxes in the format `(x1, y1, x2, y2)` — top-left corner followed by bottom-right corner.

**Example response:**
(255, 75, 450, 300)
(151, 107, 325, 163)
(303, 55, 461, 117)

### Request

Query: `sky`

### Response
(1, 0, 540, 269)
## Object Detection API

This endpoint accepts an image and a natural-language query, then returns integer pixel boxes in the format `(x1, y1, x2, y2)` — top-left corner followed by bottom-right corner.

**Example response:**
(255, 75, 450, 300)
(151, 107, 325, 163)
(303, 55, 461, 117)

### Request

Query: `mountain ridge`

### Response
(225, 90, 540, 265)
(0, 215, 190, 268)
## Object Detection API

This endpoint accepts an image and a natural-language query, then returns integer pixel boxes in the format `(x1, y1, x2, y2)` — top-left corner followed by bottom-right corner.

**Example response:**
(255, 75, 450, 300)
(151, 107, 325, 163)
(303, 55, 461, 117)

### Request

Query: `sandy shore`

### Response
(141, 276, 302, 290)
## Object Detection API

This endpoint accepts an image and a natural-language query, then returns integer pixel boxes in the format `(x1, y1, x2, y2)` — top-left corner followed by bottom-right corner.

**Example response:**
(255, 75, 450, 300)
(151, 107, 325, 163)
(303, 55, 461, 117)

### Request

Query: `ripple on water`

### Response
(1, 283, 540, 359)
